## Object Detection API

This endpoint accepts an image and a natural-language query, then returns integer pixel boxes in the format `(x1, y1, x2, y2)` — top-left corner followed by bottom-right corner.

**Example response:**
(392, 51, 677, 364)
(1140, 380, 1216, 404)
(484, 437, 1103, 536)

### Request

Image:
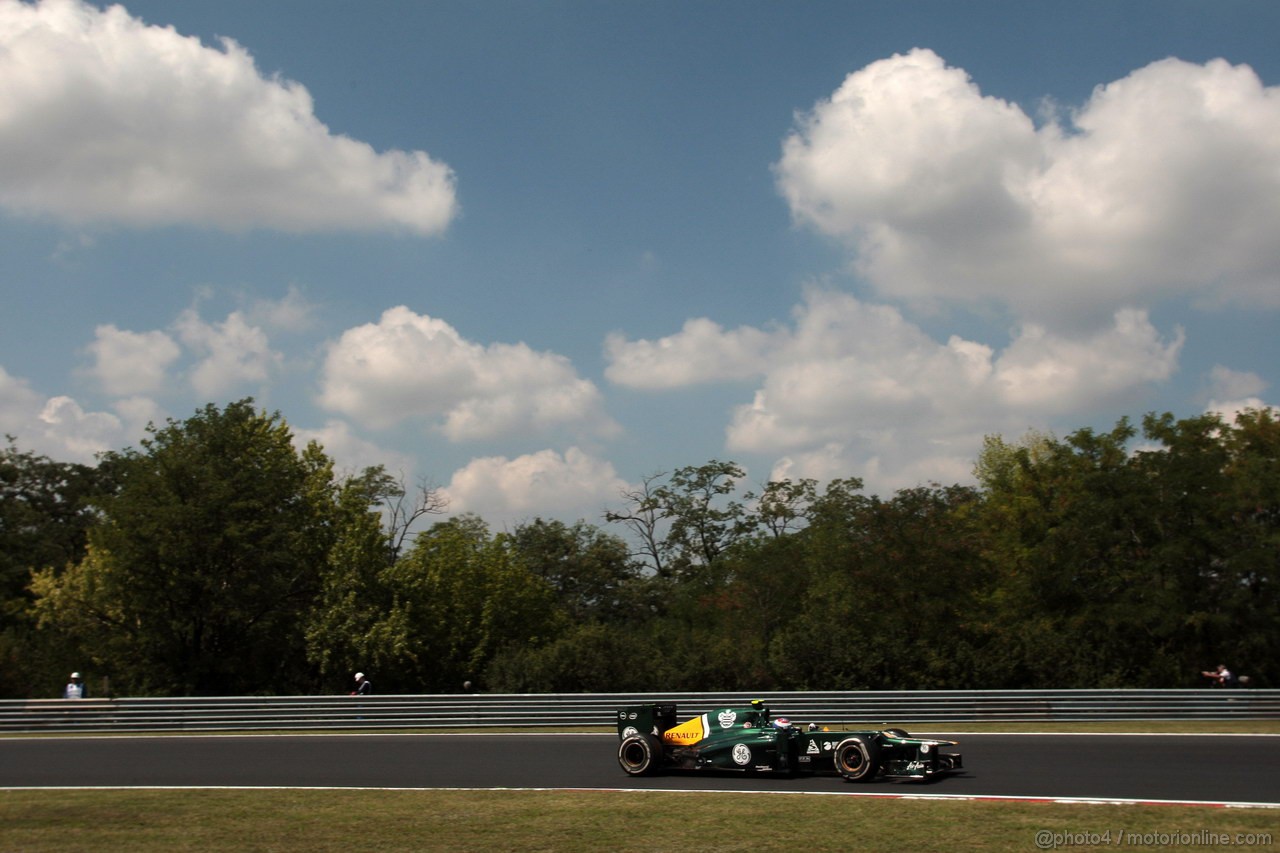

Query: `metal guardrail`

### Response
(2, 690, 1277, 734)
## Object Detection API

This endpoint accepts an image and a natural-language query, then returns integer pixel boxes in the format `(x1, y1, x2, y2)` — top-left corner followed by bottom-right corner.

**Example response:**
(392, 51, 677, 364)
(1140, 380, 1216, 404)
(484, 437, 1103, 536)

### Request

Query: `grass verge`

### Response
(1, 788, 1277, 853)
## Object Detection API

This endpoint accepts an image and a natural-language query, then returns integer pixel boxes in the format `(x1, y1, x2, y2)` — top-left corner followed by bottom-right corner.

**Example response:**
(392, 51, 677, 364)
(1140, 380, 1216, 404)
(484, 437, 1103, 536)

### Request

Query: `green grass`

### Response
(0, 789, 1276, 852)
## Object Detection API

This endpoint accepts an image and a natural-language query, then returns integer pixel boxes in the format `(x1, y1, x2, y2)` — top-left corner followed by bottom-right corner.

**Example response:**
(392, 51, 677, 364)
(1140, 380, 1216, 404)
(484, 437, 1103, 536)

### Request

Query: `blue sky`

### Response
(2, 0, 1278, 526)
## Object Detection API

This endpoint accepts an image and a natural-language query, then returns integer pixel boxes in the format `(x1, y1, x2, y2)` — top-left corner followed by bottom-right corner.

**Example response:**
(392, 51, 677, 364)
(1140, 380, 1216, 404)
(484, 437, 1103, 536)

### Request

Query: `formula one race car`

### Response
(616, 700, 962, 782)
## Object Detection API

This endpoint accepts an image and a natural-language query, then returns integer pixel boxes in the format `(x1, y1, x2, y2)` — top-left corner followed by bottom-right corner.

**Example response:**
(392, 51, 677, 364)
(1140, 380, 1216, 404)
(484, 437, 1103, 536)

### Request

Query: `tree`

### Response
(0, 438, 117, 697)
(971, 415, 1279, 688)
(31, 400, 344, 695)
(973, 420, 1178, 686)
(303, 472, 411, 691)
(604, 473, 670, 577)
(507, 518, 640, 624)
(745, 478, 818, 538)
(377, 515, 562, 693)
(604, 460, 752, 581)
(1216, 408, 1280, 685)
(770, 484, 993, 690)
(1136, 409, 1280, 686)
(0, 437, 112, 607)
(657, 460, 750, 573)
(484, 622, 666, 693)
(343, 465, 447, 563)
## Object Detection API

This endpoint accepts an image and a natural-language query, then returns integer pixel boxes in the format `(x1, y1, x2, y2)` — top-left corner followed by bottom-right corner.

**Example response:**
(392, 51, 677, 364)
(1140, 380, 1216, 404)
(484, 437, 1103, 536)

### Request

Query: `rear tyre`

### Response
(617, 733, 662, 776)
(833, 736, 879, 781)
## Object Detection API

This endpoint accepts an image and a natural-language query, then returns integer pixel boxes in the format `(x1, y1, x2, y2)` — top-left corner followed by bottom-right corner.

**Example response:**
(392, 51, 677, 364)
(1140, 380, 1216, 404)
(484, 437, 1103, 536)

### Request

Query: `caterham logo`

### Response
(717, 711, 737, 729)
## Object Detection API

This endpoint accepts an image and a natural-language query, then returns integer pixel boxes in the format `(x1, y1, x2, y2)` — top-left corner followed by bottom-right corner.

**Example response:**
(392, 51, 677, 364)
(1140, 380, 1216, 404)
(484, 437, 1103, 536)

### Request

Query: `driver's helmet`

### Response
(772, 717, 791, 728)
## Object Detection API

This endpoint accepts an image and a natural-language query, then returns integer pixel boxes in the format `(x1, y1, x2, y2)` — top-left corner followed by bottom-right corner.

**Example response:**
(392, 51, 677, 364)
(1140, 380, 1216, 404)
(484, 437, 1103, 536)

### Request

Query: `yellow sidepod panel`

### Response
(662, 713, 710, 746)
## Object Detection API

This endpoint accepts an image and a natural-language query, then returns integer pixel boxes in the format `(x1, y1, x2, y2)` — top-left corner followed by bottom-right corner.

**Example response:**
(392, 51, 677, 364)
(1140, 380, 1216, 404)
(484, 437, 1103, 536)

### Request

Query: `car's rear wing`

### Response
(617, 700, 776, 741)
(616, 703, 678, 739)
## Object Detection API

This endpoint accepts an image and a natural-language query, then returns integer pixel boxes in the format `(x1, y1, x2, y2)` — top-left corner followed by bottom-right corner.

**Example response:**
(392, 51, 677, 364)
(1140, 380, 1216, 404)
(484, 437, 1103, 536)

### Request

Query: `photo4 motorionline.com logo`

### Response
(1035, 829, 1273, 849)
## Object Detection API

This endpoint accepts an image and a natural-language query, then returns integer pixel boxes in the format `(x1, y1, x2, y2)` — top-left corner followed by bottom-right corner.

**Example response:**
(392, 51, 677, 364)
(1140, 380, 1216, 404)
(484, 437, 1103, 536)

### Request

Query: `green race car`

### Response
(616, 700, 962, 782)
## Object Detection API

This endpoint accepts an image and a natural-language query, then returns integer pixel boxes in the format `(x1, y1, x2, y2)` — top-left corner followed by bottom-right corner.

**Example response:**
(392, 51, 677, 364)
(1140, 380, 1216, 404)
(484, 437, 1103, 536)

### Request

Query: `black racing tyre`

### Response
(833, 736, 879, 781)
(882, 728, 911, 739)
(617, 733, 662, 776)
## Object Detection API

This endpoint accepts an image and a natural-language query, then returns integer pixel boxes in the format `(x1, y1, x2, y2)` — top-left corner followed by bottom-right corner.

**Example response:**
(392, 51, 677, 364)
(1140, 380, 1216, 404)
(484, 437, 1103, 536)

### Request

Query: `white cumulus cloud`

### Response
(318, 306, 618, 441)
(442, 447, 629, 516)
(776, 49, 1280, 323)
(608, 288, 1183, 495)
(37, 395, 122, 459)
(0, 364, 144, 461)
(247, 285, 319, 334)
(728, 295, 1180, 453)
(84, 324, 180, 396)
(0, 364, 45, 435)
(174, 309, 281, 397)
(992, 310, 1184, 411)
(0, 0, 457, 234)
(1203, 366, 1273, 425)
(1206, 365, 1267, 402)
(604, 318, 784, 388)
(292, 418, 415, 481)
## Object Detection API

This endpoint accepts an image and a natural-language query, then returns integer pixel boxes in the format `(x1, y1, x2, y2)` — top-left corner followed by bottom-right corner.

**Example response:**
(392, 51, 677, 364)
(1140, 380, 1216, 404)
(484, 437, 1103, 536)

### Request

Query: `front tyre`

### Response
(833, 736, 879, 781)
(618, 733, 662, 776)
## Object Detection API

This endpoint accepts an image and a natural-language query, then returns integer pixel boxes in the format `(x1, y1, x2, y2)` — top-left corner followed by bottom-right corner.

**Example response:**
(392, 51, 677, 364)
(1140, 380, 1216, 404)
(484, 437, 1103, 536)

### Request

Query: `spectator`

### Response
(64, 672, 86, 700)
(1200, 663, 1234, 687)
(352, 672, 372, 695)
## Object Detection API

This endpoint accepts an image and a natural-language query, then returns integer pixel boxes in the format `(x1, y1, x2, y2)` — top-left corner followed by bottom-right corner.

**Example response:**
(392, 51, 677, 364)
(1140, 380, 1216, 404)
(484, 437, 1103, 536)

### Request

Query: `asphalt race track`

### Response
(2, 733, 1278, 806)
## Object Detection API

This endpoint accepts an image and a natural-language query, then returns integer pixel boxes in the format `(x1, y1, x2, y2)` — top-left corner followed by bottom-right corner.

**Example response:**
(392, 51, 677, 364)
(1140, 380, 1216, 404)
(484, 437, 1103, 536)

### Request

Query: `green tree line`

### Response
(1, 400, 1275, 698)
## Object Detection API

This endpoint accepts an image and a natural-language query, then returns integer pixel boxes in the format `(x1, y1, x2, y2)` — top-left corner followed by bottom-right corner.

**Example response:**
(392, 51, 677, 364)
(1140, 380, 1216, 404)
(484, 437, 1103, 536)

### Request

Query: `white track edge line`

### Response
(2, 785, 1277, 809)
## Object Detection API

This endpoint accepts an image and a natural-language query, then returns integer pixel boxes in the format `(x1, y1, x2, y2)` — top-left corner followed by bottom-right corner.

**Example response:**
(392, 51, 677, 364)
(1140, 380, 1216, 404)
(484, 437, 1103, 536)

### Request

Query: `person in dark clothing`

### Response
(1200, 663, 1234, 687)
(352, 672, 372, 695)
